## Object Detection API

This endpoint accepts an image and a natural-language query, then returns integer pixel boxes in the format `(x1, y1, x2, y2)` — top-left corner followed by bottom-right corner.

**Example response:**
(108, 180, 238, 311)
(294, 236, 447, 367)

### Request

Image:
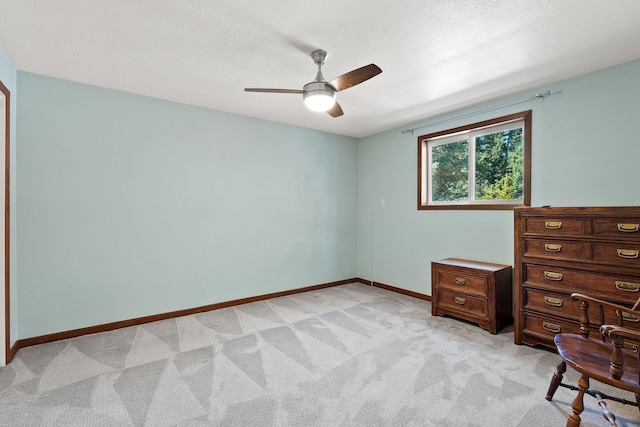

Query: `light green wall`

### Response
(357, 58, 640, 295)
(0, 47, 17, 349)
(16, 72, 358, 338)
(12, 57, 640, 339)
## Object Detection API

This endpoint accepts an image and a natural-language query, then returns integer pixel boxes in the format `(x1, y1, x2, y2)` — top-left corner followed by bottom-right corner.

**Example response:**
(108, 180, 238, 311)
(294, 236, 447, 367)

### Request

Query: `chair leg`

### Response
(567, 374, 589, 427)
(546, 360, 567, 401)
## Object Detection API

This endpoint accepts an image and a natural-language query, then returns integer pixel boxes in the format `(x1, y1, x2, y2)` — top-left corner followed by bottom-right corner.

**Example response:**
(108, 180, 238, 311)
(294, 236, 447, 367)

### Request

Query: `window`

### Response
(418, 110, 531, 210)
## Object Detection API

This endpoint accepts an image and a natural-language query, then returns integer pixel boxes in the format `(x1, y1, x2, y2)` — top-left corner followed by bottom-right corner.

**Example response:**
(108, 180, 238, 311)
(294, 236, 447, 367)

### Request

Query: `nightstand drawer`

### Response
(435, 270, 487, 297)
(436, 289, 487, 317)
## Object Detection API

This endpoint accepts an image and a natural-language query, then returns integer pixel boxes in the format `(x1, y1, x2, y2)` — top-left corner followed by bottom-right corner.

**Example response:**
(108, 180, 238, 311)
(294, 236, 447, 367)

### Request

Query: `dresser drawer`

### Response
(522, 312, 640, 350)
(434, 270, 487, 297)
(593, 243, 640, 267)
(436, 289, 487, 317)
(523, 287, 640, 328)
(593, 220, 640, 239)
(523, 288, 579, 319)
(522, 312, 581, 344)
(525, 218, 586, 236)
(524, 264, 640, 304)
(524, 239, 588, 260)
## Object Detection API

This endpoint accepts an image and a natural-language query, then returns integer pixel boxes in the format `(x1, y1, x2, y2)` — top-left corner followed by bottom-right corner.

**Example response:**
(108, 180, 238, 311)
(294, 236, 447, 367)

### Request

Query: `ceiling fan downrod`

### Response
(311, 49, 328, 82)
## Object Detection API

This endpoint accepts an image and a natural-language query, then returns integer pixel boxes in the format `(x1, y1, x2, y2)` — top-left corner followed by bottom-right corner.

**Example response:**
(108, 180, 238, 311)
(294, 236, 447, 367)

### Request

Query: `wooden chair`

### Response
(545, 293, 640, 427)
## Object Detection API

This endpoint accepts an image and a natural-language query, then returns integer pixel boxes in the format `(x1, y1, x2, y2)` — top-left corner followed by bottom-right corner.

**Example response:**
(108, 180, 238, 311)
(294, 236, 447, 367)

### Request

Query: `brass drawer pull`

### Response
(617, 249, 639, 259)
(544, 296, 564, 307)
(454, 297, 466, 305)
(545, 221, 563, 230)
(544, 271, 564, 281)
(625, 343, 639, 353)
(618, 223, 639, 233)
(615, 281, 640, 292)
(616, 310, 640, 322)
(454, 277, 467, 285)
(544, 244, 562, 252)
(542, 322, 561, 333)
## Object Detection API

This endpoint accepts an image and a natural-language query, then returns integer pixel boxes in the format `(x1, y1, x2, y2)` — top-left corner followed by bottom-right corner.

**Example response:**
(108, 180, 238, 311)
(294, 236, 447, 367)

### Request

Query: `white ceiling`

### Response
(1, 1, 640, 138)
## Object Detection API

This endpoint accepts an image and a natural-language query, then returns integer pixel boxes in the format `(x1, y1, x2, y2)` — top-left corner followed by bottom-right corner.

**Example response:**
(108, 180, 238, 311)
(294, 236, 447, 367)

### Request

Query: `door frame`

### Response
(0, 79, 10, 366)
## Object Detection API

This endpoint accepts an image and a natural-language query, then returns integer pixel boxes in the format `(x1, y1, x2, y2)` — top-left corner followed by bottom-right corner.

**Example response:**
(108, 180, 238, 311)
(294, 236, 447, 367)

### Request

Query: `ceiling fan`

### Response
(244, 49, 382, 117)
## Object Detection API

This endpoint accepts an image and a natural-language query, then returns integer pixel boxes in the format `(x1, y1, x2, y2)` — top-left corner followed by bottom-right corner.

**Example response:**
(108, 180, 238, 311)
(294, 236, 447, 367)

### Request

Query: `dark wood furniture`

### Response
(545, 292, 640, 427)
(514, 206, 640, 349)
(431, 258, 513, 334)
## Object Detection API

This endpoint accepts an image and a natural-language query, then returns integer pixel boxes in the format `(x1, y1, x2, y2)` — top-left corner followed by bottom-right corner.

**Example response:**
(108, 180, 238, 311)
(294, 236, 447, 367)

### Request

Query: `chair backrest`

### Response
(600, 324, 640, 383)
(572, 293, 640, 384)
(572, 293, 640, 341)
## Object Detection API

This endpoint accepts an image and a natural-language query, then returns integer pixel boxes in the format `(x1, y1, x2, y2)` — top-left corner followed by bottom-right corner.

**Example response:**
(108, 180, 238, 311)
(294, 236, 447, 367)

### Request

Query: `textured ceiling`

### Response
(1, 1, 640, 138)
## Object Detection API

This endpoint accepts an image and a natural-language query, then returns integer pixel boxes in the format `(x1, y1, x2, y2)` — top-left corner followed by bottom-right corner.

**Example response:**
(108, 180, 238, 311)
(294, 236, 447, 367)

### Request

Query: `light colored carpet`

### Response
(0, 282, 638, 426)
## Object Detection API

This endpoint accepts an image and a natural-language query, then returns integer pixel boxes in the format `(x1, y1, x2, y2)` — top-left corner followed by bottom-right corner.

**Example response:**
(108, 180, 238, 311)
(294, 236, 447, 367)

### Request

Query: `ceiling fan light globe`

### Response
(304, 92, 336, 112)
(303, 81, 337, 112)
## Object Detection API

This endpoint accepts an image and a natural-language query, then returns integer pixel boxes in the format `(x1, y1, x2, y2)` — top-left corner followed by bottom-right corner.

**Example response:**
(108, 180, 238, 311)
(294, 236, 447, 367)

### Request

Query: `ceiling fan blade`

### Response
(244, 88, 303, 94)
(327, 102, 344, 118)
(329, 64, 382, 92)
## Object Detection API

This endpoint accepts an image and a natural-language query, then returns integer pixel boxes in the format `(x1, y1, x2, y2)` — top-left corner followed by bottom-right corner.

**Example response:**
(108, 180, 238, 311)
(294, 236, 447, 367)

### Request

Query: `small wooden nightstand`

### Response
(431, 258, 513, 334)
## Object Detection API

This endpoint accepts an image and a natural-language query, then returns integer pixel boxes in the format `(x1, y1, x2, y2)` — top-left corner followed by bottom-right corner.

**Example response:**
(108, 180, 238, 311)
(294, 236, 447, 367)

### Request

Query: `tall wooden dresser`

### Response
(514, 206, 640, 349)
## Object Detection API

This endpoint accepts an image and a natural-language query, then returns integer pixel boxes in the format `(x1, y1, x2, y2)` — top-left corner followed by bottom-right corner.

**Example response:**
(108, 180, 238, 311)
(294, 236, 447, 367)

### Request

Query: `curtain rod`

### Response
(400, 90, 558, 135)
